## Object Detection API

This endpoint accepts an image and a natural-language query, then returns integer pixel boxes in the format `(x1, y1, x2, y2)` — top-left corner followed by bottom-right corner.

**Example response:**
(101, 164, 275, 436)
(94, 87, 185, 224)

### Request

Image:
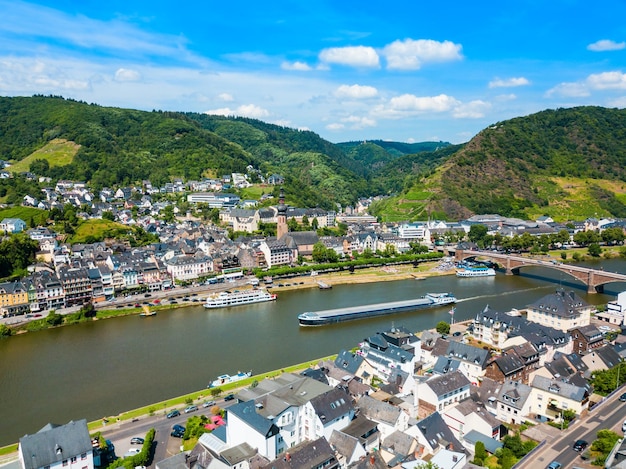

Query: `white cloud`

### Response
(326, 123, 345, 131)
(587, 71, 626, 90)
(0, 0, 203, 65)
(545, 82, 590, 98)
(607, 96, 626, 107)
(494, 94, 517, 101)
(340, 115, 377, 129)
(0, 57, 90, 92)
(217, 93, 234, 102)
(271, 119, 292, 127)
(587, 39, 626, 52)
(281, 61, 312, 71)
(488, 77, 530, 88)
(334, 84, 378, 99)
(381, 39, 463, 70)
(319, 46, 380, 68)
(371, 94, 461, 120)
(204, 104, 270, 119)
(114, 68, 141, 82)
(452, 100, 491, 118)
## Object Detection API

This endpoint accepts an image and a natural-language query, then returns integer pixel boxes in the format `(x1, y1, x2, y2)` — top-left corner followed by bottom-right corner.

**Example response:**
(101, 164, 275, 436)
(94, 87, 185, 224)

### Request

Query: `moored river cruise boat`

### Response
(204, 289, 277, 309)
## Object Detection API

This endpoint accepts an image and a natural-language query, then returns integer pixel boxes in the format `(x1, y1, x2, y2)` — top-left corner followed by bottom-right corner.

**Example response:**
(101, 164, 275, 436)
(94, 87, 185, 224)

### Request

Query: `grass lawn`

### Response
(9, 138, 79, 173)
(68, 219, 127, 243)
(0, 207, 49, 226)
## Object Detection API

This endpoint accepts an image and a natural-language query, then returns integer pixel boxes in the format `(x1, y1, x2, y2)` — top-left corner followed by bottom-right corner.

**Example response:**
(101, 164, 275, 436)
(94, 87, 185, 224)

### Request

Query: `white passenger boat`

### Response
(208, 371, 252, 388)
(456, 266, 496, 277)
(204, 289, 277, 309)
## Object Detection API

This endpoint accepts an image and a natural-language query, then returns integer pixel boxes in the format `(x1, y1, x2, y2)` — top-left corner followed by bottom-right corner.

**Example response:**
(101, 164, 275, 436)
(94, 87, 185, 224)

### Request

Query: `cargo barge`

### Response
(298, 292, 456, 326)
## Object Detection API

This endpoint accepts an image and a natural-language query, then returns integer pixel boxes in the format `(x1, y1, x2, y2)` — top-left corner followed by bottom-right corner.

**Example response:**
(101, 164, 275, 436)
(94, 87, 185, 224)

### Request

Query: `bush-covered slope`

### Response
(0, 96, 373, 208)
(431, 106, 626, 220)
(0, 96, 255, 189)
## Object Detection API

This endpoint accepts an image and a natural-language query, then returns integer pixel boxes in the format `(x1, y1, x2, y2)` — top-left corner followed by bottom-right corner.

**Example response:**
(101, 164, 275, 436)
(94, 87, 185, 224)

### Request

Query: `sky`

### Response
(1, 1, 625, 145)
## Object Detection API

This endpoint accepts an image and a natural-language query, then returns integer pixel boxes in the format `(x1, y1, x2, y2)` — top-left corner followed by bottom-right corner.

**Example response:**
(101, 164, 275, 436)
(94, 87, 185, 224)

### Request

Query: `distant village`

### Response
(1, 168, 625, 319)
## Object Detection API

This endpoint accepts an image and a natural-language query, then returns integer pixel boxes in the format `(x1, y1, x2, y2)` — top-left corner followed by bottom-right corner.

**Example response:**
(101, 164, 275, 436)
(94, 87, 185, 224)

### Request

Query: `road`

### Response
(524, 387, 626, 469)
(99, 397, 235, 466)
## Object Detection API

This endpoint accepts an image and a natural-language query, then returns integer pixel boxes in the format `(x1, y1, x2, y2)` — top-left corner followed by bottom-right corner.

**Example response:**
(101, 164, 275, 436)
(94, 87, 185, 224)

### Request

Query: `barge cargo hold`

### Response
(298, 292, 456, 326)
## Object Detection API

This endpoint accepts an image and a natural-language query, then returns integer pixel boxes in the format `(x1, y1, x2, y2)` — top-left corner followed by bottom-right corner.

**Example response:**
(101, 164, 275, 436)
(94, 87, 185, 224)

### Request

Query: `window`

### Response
(63, 461, 68, 467)
(70, 457, 77, 463)
(81, 454, 86, 460)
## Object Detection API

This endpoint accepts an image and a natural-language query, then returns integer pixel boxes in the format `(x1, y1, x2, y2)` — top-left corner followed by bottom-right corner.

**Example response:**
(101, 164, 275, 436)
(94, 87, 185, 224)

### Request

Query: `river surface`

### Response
(1, 258, 626, 446)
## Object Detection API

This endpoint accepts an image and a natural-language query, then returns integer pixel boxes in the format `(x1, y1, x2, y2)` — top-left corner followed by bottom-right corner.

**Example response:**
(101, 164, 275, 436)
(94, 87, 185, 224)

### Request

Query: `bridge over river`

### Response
(455, 249, 626, 293)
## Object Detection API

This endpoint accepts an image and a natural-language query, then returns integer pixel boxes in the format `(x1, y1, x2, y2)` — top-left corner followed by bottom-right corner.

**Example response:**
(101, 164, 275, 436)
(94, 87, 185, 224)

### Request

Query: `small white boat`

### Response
(208, 371, 251, 388)
(139, 305, 156, 317)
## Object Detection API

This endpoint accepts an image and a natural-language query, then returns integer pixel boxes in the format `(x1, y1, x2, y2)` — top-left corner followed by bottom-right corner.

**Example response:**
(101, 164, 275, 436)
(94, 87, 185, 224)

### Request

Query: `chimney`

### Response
(370, 455, 376, 466)
(286, 453, 291, 462)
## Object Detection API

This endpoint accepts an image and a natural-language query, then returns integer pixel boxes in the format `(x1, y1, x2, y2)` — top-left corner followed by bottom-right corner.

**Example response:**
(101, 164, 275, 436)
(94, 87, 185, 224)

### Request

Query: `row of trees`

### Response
(465, 224, 625, 254)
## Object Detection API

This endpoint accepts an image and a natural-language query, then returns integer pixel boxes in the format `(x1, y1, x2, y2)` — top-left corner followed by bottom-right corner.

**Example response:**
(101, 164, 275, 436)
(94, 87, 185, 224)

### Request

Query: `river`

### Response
(1, 258, 625, 446)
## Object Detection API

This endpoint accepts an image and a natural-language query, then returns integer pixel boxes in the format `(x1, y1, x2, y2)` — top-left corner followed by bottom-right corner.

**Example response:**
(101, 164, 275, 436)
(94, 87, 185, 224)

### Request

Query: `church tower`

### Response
(276, 187, 288, 240)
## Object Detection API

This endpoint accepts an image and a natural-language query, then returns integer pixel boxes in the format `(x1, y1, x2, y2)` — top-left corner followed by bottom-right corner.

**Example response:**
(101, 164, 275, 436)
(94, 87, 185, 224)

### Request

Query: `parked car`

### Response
(572, 440, 587, 452)
(130, 437, 144, 445)
(546, 462, 562, 469)
(622, 419, 626, 432)
(124, 448, 141, 457)
(203, 400, 216, 408)
(184, 405, 198, 413)
(619, 392, 626, 402)
(224, 393, 235, 401)
(171, 424, 185, 437)
(166, 409, 180, 419)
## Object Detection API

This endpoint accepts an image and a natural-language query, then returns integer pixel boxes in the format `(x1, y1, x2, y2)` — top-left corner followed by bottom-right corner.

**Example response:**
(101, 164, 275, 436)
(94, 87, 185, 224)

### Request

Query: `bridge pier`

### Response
(505, 258, 514, 275)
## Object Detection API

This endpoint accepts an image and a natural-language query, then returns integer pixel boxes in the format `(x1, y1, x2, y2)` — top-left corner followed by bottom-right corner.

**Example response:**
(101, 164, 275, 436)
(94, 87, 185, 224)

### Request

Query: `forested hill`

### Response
(431, 106, 626, 220)
(3, 97, 625, 222)
(0, 96, 451, 210)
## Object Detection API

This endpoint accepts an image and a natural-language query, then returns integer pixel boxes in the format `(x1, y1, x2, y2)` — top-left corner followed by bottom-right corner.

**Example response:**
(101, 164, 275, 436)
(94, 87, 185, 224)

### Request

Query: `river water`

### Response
(1, 258, 625, 446)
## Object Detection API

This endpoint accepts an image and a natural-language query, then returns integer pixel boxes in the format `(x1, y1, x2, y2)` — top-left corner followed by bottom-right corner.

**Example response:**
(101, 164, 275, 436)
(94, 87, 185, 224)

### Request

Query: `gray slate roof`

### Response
(531, 375, 589, 401)
(357, 395, 402, 426)
(527, 288, 590, 319)
(425, 370, 471, 397)
(19, 420, 91, 469)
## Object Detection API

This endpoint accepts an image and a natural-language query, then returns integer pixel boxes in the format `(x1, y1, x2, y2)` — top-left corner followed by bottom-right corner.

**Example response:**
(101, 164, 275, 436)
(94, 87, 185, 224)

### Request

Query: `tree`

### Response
(468, 224, 488, 243)
(588, 243, 602, 257)
(436, 321, 450, 334)
(102, 211, 115, 221)
(29, 158, 50, 175)
(287, 217, 299, 231)
(473, 440, 487, 466)
(0, 323, 12, 338)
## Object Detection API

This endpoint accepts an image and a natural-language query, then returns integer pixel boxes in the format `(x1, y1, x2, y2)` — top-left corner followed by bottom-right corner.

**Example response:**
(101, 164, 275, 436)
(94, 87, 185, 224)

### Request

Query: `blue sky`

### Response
(1, 1, 625, 144)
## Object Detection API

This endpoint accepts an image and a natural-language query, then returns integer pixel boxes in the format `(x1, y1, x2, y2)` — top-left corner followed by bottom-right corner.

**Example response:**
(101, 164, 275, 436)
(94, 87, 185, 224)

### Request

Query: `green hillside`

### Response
(2, 97, 626, 222)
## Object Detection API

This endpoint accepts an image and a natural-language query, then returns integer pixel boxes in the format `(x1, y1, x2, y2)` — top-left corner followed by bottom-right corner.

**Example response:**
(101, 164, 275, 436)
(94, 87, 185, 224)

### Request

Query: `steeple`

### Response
(276, 187, 288, 240)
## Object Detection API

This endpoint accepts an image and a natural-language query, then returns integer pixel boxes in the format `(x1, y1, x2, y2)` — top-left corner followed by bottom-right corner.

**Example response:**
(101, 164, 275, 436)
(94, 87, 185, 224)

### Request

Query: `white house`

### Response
(165, 254, 212, 281)
(226, 374, 354, 460)
(19, 420, 94, 469)
(356, 394, 410, 442)
(0, 217, 27, 233)
(415, 370, 471, 419)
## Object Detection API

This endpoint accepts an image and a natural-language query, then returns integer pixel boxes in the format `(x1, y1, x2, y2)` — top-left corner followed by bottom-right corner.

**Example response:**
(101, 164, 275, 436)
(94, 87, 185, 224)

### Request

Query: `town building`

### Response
(18, 420, 94, 469)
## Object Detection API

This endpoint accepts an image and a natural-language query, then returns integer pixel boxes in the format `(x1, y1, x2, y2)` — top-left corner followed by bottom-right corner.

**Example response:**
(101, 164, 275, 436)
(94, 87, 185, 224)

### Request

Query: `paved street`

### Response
(523, 386, 626, 468)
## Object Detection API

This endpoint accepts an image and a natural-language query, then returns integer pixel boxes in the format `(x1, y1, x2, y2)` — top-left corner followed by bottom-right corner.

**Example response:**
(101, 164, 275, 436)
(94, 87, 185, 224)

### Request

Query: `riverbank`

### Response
(1, 259, 455, 336)
(266, 259, 455, 292)
(0, 354, 338, 457)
